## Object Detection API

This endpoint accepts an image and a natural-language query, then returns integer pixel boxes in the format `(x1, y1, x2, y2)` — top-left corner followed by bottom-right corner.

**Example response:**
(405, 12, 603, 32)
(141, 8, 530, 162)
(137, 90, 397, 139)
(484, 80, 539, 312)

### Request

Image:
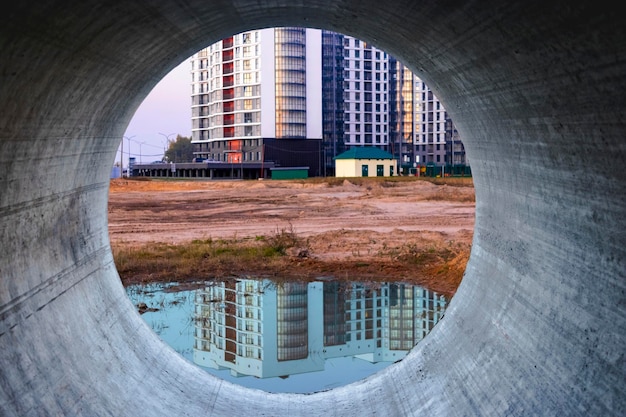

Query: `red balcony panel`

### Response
(222, 50, 234, 61)
(223, 88, 235, 100)
(223, 101, 234, 113)
(222, 37, 234, 49)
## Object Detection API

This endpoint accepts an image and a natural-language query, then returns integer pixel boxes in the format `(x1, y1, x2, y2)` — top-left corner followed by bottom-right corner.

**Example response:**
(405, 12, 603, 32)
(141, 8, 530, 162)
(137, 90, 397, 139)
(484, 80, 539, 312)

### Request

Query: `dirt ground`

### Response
(108, 177, 475, 296)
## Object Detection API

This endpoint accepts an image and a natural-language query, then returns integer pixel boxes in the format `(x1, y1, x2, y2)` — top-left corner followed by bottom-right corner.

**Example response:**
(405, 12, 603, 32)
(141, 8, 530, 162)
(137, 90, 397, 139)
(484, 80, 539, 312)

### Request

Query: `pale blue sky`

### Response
(117, 58, 192, 166)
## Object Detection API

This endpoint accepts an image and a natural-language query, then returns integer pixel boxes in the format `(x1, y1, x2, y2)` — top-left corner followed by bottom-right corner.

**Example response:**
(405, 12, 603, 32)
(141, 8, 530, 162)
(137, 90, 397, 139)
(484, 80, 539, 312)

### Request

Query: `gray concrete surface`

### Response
(0, 1, 624, 416)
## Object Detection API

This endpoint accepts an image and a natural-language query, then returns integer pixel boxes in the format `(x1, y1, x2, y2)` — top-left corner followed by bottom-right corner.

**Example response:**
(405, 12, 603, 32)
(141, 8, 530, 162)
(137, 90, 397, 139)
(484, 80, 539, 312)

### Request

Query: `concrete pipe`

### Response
(0, 1, 624, 416)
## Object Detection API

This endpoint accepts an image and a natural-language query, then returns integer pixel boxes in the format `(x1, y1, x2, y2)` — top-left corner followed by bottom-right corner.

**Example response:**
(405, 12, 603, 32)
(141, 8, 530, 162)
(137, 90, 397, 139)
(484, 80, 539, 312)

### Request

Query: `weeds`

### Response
(263, 224, 303, 256)
(378, 242, 456, 266)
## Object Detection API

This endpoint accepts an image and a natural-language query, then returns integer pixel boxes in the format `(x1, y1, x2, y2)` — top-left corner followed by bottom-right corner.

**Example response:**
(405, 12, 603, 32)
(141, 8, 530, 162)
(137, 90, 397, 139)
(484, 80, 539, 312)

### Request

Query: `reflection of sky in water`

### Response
(206, 351, 391, 393)
(126, 280, 446, 393)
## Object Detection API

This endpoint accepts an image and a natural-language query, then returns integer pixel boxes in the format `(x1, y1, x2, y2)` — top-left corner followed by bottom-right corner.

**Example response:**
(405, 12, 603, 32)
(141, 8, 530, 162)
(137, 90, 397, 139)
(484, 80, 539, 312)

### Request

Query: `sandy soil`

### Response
(108, 177, 475, 296)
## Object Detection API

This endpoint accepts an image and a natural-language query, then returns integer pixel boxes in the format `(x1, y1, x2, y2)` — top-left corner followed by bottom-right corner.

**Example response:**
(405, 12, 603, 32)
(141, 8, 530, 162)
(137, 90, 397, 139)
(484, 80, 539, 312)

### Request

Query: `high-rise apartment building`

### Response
(388, 59, 469, 173)
(321, 31, 346, 172)
(414, 78, 448, 166)
(191, 29, 468, 178)
(191, 28, 323, 177)
(340, 36, 391, 150)
(193, 278, 447, 379)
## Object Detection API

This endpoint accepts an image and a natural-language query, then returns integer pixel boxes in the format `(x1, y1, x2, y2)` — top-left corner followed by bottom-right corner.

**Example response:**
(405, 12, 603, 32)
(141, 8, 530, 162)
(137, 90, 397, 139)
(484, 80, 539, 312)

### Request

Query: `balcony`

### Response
(223, 100, 234, 113)
(224, 127, 235, 138)
(223, 62, 233, 75)
(222, 49, 234, 62)
(223, 88, 235, 100)
(222, 37, 234, 49)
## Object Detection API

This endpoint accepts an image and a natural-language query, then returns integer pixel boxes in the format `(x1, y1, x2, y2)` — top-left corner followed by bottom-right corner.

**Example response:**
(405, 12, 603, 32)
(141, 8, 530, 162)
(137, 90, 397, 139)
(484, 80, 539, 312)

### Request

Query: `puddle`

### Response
(126, 278, 447, 393)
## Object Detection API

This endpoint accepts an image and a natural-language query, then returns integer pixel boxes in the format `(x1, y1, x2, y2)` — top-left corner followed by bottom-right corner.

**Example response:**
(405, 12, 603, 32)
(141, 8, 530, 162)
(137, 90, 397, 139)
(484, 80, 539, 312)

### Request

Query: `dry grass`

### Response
(113, 227, 470, 297)
(114, 226, 306, 281)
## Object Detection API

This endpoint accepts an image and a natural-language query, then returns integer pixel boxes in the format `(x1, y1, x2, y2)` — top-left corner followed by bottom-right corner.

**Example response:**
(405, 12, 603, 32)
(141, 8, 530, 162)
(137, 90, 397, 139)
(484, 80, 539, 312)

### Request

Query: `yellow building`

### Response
(334, 147, 397, 177)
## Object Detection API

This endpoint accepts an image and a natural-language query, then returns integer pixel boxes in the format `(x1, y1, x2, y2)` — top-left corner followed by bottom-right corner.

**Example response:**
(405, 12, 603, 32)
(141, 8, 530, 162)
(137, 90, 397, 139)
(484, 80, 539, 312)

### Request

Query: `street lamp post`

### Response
(138, 141, 146, 164)
(158, 132, 175, 160)
(122, 135, 135, 177)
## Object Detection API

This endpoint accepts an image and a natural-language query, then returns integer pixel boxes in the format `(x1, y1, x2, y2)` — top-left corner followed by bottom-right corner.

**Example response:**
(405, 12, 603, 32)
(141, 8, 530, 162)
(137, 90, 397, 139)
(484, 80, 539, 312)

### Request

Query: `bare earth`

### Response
(108, 177, 475, 296)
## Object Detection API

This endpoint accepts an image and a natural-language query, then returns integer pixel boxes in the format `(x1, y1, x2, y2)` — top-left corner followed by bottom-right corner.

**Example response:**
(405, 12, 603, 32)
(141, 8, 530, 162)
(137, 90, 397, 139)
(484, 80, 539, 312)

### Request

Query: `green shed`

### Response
(270, 166, 309, 179)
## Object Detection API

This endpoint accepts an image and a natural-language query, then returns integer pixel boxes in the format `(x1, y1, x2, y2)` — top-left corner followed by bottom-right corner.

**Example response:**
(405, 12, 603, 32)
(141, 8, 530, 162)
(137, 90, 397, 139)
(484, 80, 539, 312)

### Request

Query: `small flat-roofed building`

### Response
(334, 147, 397, 177)
(270, 166, 309, 180)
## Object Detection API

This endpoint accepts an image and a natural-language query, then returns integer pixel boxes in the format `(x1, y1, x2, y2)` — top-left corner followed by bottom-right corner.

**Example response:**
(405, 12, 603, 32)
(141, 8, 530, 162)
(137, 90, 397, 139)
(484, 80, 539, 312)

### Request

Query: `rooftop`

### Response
(334, 147, 395, 160)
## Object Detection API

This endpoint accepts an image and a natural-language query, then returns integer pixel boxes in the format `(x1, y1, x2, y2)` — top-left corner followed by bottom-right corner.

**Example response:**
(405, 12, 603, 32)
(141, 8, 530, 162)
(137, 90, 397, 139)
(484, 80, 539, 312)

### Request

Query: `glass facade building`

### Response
(193, 279, 447, 379)
(191, 29, 467, 176)
(191, 28, 322, 168)
(274, 28, 308, 139)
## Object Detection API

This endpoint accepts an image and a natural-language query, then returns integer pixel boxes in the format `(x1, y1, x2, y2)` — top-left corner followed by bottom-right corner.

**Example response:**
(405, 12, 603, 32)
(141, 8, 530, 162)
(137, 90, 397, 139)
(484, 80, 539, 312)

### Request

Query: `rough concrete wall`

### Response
(0, 1, 624, 416)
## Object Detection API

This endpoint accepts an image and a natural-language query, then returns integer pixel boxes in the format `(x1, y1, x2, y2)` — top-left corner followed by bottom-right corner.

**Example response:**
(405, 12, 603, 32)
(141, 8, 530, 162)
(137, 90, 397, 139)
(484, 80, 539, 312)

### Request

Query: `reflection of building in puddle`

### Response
(193, 280, 446, 379)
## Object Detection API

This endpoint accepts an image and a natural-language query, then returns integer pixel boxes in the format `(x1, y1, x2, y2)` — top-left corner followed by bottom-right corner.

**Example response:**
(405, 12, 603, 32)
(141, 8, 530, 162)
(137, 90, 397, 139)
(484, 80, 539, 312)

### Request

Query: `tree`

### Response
(164, 135, 194, 163)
